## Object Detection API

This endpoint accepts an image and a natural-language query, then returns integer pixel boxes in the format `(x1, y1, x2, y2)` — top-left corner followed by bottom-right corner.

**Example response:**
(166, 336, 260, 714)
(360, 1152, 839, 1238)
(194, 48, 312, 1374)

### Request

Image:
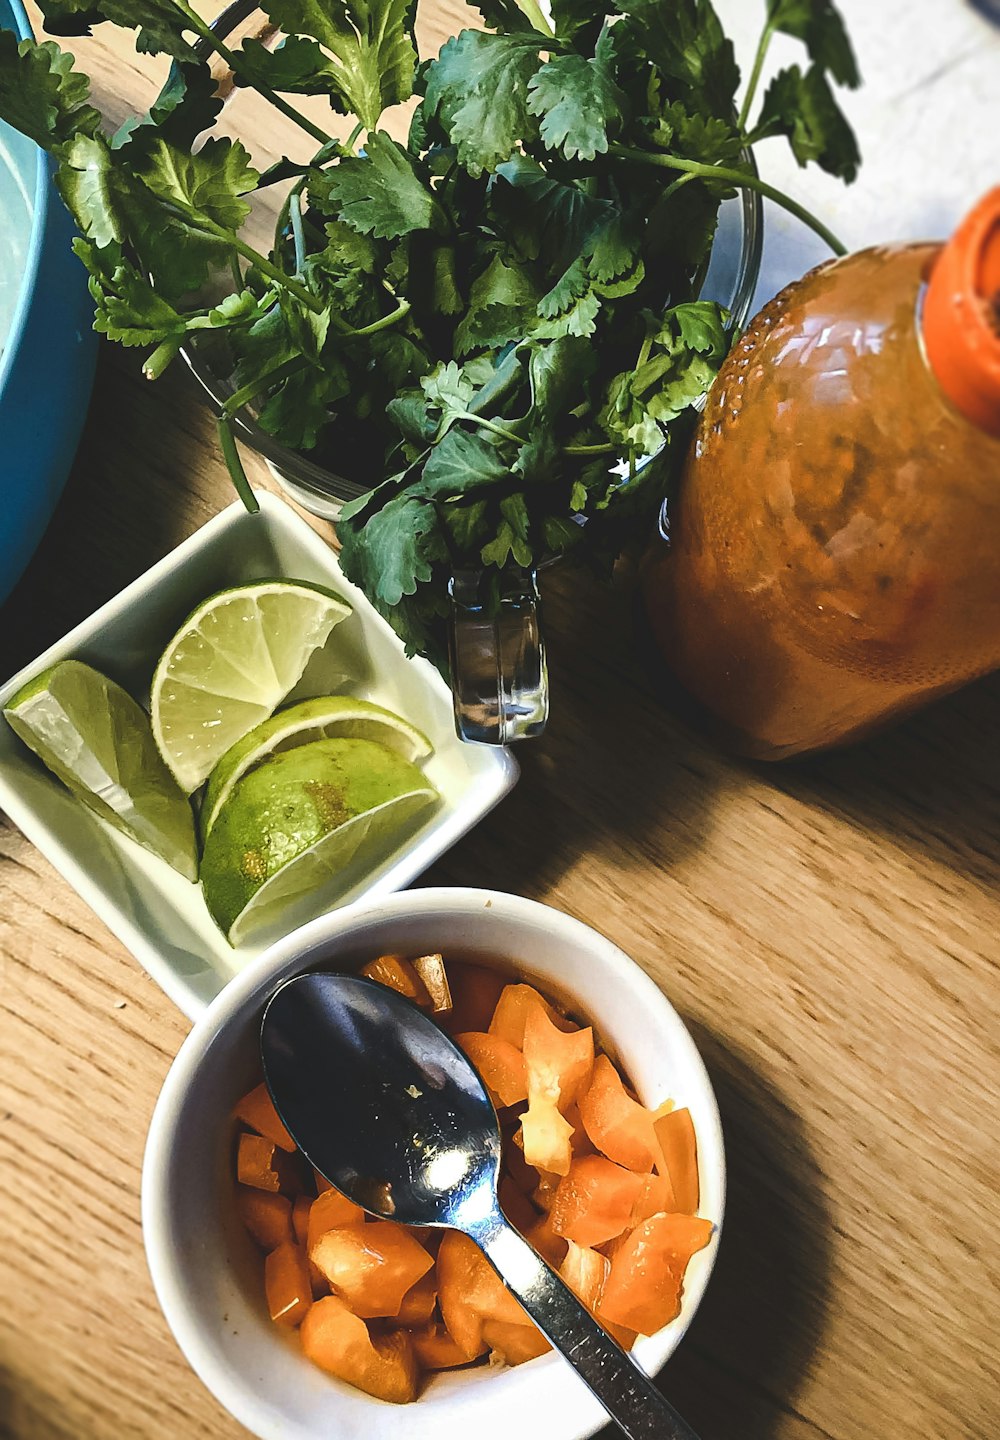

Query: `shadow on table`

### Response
(763, 668, 1000, 890)
(0, 344, 228, 680)
(602, 1028, 834, 1440)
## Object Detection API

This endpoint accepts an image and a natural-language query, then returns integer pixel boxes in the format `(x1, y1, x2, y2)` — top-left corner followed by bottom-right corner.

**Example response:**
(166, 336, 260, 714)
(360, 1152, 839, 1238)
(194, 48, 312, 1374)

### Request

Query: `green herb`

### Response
(0, 0, 860, 668)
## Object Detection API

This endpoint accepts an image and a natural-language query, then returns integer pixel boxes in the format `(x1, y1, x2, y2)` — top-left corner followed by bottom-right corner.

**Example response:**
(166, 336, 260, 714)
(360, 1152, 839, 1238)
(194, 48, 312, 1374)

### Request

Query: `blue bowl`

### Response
(0, 0, 98, 606)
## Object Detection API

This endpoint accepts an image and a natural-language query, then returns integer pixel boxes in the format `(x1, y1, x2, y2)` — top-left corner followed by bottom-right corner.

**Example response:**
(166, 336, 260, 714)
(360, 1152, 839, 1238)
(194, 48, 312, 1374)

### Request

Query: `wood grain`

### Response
(2, 4, 999, 1439)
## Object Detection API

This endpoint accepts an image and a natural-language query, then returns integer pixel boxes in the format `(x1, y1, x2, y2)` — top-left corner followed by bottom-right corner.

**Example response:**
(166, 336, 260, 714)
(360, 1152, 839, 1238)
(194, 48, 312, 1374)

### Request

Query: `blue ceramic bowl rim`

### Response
(0, 0, 50, 401)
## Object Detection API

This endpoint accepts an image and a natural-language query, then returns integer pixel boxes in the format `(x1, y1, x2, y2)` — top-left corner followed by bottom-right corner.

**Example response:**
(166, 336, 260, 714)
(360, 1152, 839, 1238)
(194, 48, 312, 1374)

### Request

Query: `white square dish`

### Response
(0, 493, 518, 1020)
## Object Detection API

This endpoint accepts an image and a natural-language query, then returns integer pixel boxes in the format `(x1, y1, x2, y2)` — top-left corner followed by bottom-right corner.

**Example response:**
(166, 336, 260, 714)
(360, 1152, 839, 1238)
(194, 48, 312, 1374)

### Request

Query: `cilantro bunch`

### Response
(0, 0, 859, 664)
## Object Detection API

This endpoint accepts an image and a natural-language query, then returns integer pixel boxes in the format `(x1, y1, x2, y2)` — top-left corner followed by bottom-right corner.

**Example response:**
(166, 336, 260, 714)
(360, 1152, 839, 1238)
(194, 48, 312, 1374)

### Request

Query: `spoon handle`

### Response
(469, 1211, 701, 1440)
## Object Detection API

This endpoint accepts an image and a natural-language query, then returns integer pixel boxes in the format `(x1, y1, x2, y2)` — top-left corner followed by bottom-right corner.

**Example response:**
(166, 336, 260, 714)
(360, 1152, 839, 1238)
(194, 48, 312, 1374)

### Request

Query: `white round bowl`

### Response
(142, 888, 725, 1440)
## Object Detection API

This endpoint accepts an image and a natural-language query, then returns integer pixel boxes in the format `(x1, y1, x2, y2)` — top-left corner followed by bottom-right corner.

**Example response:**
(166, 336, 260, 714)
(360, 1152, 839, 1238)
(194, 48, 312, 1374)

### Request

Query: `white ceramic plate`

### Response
(0, 493, 518, 1019)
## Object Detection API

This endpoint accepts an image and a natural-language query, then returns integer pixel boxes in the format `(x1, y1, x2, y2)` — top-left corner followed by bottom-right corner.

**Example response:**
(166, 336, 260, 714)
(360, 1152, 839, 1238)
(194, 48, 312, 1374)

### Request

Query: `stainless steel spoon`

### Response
(260, 971, 701, 1440)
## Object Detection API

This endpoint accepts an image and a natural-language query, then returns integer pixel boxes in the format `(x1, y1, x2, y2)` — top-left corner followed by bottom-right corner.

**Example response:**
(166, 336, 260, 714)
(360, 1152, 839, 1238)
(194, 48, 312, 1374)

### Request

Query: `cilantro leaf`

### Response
(263, 0, 417, 129)
(308, 132, 445, 238)
(489, 154, 613, 270)
(768, 0, 860, 89)
(0, 33, 101, 149)
(113, 61, 223, 152)
(526, 27, 626, 161)
(650, 100, 743, 167)
(75, 241, 188, 345)
(481, 493, 532, 568)
(257, 360, 348, 448)
(755, 63, 860, 181)
(534, 289, 600, 339)
(419, 427, 510, 499)
(422, 29, 544, 176)
(235, 35, 348, 103)
(55, 133, 126, 246)
(453, 253, 539, 356)
(60, 0, 200, 60)
(136, 136, 259, 230)
(617, 0, 739, 114)
(338, 492, 443, 607)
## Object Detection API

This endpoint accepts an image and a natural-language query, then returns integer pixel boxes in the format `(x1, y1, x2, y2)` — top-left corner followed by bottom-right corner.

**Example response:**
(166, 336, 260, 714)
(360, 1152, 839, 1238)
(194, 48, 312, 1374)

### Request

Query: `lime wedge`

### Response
(200, 696, 433, 842)
(3, 660, 198, 881)
(150, 579, 352, 794)
(200, 737, 438, 945)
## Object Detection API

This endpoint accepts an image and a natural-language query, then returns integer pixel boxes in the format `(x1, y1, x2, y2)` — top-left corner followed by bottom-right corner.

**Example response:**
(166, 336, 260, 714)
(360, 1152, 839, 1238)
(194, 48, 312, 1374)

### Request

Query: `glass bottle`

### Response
(641, 190, 1000, 760)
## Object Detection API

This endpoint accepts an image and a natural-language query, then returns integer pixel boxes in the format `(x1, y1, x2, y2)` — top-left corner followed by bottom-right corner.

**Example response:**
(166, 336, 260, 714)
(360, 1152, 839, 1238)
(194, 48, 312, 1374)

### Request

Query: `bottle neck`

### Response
(921, 189, 1000, 437)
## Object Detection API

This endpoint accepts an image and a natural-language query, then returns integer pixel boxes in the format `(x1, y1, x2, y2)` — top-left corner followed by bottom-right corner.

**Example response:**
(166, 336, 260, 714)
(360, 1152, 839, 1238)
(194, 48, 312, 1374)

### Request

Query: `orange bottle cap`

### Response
(922, 188, 1000, 437)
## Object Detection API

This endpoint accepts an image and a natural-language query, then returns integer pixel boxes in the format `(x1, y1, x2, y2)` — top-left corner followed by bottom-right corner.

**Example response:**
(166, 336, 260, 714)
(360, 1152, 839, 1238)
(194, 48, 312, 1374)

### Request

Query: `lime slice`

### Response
(3, 660, 198, 881)
(200, 737, 438, 945)
(200, 696, 433, 842)
(150, 579, 352, 794)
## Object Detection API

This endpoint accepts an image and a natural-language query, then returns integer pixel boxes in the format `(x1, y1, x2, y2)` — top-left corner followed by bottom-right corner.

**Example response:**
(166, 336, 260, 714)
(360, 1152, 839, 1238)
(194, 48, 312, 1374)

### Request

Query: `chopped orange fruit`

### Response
(519, 1006, 594, 1174)
(578, 1055, 659, 1173)
(395, 1268, 437, 1326)
(232, 1081, 297, 1152)
(481, 1319, 551, 1365)
(498, 1175, 538, 1234)
(455, 1031, 528, 1108)
(236, 1132, 299, 1195)
(598, 1213, 713, 1336)
(312, 1166, 334, 1194)
(653, 1107, 699, 1214)
(236, 1187, 294, 1251)
(264, 1242, 312, 1327)
(525, 1209, 568, 1268)
(560, 1239, 609, 1311)
(550, 1155, 645, 1249)
(411, 953, 453, 1013)
(631, 1170, 677, 1225)
(311, 1220, 433, 1319)
(300, 1295, 419, 1403)
(360, 954, 431, 1007)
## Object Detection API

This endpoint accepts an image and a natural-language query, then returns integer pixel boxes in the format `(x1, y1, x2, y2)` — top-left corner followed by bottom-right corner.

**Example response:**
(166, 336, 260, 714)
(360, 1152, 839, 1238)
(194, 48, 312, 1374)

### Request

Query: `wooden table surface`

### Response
(2, 4, 999, 1439)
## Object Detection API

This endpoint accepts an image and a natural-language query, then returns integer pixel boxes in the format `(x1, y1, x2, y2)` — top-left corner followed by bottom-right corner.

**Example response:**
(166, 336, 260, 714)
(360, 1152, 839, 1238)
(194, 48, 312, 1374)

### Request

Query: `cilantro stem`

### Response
(350, 300, 412, 337)
(563, 441, 617, 456)
(217, 417, 260, 513)
(452, 413, 525, 446)
(222, 356, 308, 420)
(515, 0, 555, 37)
(171, 0, 334, 148)
(609, 144, 847, 256)
(196, 214, 326, 312)
(738, 19, 776, 132)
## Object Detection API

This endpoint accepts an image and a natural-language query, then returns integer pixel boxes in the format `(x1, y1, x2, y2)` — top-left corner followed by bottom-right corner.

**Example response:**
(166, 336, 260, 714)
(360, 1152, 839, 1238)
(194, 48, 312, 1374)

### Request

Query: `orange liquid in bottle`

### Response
(642, 196, 1000, 760)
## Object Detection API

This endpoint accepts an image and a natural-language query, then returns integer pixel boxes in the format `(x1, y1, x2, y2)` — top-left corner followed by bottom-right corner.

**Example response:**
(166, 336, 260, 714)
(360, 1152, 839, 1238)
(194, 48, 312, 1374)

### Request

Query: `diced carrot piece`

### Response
(560, 1239, 610, 1312)
(578, 1055, 659, 1174)
(520, 1098, 575, 1176)
(530, 1168, 561, 1213)
(232, 1082, 297, 1152)
(556, 1237, 636, 1345)
(236, 1187, 294, 1250)
(395, 1267, 437, 1325)
(653, 1107, 699, 1214)
(360, 954, 431, 1007)
(236, 1132, 299, 1196)
(525, 1209, 568, 1268)
(411, 1320, 483, 1369)
(292, 1194, 312, 1247)
(455, 1031, 528, 1108)
(498, 1175, 538, 1234)
(437, 1231, 528, 1359)
(481, 1319, 551, 1365)
(311, 1220, 433, 1319)
(489, 983, 560, 1048)
(598, 1213, 713, 1336)
(550, 1155, 645, 1249)
(306, 1186, 366, 1252)
(566, 1103, 596, 1156)
(411, 953, 453, 1013)
(524, 1005, 594, 1111)
(632, 1170, 677, 1224)
(443, 964, 507, 1035)
(264, 1242, 312, 1328)
(300, 1296, 419, 1403)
